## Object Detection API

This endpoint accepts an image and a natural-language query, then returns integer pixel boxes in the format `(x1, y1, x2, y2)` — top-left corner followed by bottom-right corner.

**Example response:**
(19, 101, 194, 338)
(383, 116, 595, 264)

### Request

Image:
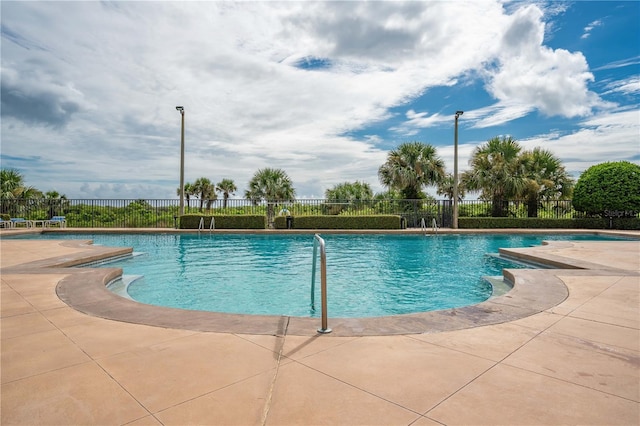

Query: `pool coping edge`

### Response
(5, 237, 638, 336)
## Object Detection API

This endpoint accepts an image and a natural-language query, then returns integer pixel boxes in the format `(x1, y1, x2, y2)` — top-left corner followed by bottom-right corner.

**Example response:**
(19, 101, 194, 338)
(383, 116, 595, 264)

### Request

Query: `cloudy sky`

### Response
(1, 1, 638, 199)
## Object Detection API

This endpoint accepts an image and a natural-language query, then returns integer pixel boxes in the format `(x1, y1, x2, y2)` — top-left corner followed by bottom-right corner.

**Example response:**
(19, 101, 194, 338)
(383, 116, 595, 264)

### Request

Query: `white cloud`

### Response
(486, 5, 607, 118)
(0, 1, 635, 200)
(581, 19, 603, 39)
(593, 55, 640, 71)
(389, 110, 449, 136)
(518, 109, 640, 174)
(468, 102, 535, 128)
(603, 76, 640, 96)
(391, 3, 613, 136)
(0, 1, 504, 198)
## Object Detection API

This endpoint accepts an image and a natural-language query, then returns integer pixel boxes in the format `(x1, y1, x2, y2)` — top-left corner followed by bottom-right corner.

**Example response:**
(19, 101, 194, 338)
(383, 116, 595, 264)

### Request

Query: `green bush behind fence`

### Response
(460, 217, 640, 230)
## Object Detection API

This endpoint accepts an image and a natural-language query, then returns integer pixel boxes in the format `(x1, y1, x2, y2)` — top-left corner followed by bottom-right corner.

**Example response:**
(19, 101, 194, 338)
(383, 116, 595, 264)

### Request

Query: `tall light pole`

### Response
(176, 106, 185, 216)
(453, 110, 463, 229)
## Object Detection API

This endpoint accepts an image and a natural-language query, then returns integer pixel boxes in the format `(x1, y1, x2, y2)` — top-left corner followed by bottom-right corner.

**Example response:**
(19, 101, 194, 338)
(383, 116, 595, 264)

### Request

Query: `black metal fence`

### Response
(0, 198, 601, 228)
(458, 199, 581, 219)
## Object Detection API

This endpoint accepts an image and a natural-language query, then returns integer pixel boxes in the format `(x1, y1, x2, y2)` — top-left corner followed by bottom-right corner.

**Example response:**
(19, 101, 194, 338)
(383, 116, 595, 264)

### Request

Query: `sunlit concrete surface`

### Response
(1, 230, 638, 425)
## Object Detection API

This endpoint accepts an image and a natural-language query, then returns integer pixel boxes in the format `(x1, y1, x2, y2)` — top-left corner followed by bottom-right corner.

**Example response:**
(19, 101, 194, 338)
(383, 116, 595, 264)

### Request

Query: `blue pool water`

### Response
(11, 232, 631, 317)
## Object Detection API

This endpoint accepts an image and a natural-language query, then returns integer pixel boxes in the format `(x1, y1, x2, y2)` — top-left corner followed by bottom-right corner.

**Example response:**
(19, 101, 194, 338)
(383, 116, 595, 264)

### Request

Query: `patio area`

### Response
(1, 231, 639, 425)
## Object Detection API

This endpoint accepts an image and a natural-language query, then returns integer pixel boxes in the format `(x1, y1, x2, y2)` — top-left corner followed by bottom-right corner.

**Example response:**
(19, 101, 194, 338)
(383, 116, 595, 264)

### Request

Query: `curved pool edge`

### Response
(42, 241, 569, 335)
(3, 237, 638, 336)
(53, 266, 571, 336)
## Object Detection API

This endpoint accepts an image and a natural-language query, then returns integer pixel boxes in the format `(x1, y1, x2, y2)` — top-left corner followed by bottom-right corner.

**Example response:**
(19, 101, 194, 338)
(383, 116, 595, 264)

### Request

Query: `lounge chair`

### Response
(46, 216, 67, 228)
(11, 218, 32, 228)
(0, 218, 14, 228)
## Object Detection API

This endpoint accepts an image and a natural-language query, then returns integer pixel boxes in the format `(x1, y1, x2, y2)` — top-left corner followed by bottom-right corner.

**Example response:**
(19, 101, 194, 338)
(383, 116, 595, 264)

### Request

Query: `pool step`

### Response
(106, 275, 143, 300)
(483, 275, 513, 298)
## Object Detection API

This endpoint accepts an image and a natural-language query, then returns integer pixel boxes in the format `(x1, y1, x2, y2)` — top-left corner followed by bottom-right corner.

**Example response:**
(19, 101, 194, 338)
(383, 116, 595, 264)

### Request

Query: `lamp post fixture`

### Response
(176, 106, 185, 216)
(453, 110, 463, 229)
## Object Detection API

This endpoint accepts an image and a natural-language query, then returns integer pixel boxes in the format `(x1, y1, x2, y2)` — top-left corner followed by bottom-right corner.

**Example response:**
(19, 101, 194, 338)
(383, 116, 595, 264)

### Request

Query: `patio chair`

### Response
(11, 218, 32, 228)
(46, 216, 67, 228)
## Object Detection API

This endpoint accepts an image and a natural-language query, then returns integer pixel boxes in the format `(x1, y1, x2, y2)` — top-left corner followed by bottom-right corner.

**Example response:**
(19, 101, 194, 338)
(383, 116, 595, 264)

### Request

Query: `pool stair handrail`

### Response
(420, 217, 427, 235)
(420, 217, 438, 235)
(198, 217, 215, 234)
(311, 234, 331, 334)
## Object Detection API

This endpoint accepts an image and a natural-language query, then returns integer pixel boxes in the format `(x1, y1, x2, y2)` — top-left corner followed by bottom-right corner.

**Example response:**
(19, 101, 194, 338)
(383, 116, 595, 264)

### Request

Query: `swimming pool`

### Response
(12, 232, 631, 317)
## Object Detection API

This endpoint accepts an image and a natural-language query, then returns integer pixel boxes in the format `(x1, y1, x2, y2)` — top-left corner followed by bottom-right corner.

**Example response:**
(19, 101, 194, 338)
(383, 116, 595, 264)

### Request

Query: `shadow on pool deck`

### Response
(1, 230, 639, 425)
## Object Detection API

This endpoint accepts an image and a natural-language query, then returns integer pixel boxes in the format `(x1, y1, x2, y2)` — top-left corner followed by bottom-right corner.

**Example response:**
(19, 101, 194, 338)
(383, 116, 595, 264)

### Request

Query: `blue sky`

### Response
(1, 1, 638, 199)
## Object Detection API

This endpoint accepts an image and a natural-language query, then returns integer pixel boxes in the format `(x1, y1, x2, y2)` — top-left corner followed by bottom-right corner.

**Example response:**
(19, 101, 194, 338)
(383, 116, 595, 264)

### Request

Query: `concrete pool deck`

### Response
(1, 230, 639, 425)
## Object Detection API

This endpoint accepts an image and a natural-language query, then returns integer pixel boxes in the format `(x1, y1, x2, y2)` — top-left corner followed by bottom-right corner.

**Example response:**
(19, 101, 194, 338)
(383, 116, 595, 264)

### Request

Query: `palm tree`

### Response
(1, 168, 42, 216)
(191, 177, 216, 212)
(177, 182, 196, 211)
(216, 179, 237, 209)
(185, 183, 196, 211)
(436, 174, 466, 201)
(462, 136, 526, 217)
(378, 142, 445, 199)
(1, 168, 26, 199)
(245, 168, 296, 224)
(44, 191, 68, 218)
(519, 148, 574, 217)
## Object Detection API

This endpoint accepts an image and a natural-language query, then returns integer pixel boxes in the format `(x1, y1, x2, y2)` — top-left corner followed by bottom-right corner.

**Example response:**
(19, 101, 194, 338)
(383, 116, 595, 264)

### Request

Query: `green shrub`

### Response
(573, 161, 640, 217)
(179, 214, 266, 229)
(459, 218, 570, 228)
(459, 217, 640, 230)
(274, 215, 401, 229)
(572, 218, 640, 230)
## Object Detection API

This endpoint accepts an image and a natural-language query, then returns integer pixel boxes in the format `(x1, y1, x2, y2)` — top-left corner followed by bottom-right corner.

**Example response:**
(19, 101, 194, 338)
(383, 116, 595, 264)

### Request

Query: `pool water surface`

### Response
(14, 232, 630, 317)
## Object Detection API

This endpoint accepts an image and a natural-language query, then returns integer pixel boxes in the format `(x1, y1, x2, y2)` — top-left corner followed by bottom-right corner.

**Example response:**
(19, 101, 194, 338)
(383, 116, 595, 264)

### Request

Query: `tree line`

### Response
(186, 136, 573, 218)
(4, 134, 638, 219)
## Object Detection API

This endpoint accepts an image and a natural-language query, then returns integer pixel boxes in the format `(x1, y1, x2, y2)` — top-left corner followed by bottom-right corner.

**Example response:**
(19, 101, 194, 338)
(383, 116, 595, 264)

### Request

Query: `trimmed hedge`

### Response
(179, 214, 266, 229)
(459, 217, 640, 230)
(1, 213, 9, 221)
(274, 215, 402, 229)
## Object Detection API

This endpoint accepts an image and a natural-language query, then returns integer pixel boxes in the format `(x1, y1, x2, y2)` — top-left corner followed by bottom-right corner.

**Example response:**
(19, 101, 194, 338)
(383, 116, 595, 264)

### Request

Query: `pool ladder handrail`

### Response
(311, 234, 331, 334)
(198, 217, 215, 233)
(420, 218, 438, 235)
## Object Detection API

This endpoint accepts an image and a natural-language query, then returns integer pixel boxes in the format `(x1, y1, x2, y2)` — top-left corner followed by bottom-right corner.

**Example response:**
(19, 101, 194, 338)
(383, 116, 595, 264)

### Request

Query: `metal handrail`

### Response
(198, 217, 215, 233)
(420, 217, 438, 234)
(311, 234, 331, 334)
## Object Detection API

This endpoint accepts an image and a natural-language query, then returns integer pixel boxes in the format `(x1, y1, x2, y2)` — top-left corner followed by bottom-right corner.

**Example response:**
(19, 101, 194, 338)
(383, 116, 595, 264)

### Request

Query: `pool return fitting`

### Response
(311, 234, 331, 334)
